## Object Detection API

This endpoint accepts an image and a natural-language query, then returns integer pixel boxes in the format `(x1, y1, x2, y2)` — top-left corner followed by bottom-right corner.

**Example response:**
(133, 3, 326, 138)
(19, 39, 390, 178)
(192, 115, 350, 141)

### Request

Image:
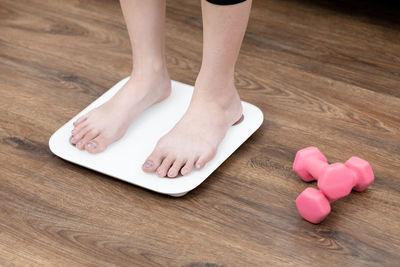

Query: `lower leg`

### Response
(71, 0, 170, 153)
(198, 0, 252, 90)
(121, 0, 167, 75)
(143, 0, 252, 177)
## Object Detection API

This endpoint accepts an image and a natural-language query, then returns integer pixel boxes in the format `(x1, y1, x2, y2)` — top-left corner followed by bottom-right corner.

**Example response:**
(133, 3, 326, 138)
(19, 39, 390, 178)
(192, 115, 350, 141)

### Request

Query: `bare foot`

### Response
(70, 68, 171, 153)
(142, 74, 242, 177)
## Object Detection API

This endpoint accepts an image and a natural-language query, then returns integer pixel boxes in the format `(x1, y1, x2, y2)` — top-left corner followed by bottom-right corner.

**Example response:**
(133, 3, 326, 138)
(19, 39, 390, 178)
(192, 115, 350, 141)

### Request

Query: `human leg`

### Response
(71, 0, 171, 153)
(143, 0, 252, 177)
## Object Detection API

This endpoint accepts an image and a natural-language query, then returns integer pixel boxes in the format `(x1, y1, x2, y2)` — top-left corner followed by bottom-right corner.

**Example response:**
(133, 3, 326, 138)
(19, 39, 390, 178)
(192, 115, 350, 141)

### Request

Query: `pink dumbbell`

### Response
(293, 147, 374, 201)
(293, 147, 374, 223)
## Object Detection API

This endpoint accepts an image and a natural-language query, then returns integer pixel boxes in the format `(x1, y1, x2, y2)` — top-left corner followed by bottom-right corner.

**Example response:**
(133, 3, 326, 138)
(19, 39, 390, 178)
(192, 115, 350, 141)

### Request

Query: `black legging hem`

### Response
(206, 0, 247, 5)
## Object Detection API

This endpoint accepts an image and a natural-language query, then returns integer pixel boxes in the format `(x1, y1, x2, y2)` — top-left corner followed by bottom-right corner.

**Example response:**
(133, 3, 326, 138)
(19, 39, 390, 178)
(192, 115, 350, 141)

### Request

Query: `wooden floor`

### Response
(1, 0, 399, 265)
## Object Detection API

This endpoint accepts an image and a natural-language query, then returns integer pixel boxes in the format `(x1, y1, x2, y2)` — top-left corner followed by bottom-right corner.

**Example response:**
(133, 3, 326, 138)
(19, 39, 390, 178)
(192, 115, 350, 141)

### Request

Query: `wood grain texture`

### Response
(0, 0, 399, 265)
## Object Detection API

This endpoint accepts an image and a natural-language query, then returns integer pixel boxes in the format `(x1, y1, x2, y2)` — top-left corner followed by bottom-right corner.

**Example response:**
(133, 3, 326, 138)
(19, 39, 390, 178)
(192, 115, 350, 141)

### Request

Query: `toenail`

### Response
(71, 137, 76, 142)
(168, 170, 175, 176)
(87, 142, 96, 149)
(77, 141, 83, 146)
(143, 160, 153, 168)
(196, 163, 201, 169)
(182, 169, 188, 175)
(157, 169, 163, 175)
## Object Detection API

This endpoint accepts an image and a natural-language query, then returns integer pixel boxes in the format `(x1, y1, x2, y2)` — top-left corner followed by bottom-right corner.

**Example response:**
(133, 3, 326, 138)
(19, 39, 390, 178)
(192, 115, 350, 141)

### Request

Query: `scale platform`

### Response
(49, 77, 263, 197)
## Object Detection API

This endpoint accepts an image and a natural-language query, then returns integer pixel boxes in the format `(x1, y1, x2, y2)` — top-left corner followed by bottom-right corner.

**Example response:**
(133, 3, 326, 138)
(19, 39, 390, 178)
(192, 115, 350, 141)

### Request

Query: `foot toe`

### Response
(167, 158, 186, 178)
(71, 124, 90, 145)
(72, 120, 88, 136)
(76, 129, 99, 150)
(142, 149, 164, 173)
(181, 158, 195, 176)
(72, 118, 89, 133)
(195, 150, 216, 170)
(195, 160, 205, 170)
(85, 134, 108, 153)
(73, 114, 88, 127)
(156, 156, 175, 177)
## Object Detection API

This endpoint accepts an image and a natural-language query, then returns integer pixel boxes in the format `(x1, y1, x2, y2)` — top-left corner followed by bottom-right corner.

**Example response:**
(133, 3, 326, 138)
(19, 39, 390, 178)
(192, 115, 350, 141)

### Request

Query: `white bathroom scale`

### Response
(49, 77, 263, 197)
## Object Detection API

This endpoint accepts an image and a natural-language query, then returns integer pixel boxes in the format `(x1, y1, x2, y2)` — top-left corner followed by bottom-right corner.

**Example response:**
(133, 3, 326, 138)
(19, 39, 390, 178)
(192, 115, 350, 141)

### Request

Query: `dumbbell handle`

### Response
(304, 157, 328, 181)
(323, 190, 335, 204)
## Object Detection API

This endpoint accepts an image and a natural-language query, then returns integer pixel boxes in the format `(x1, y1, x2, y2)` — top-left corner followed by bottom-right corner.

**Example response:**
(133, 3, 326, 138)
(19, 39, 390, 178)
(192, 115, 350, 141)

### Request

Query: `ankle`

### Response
(131, 57, 169, 78)
(196, 65, 236, 93)
(195, 70, 236, 97)
(194, 72, 242, 116)
(198, 62, 235, 81)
